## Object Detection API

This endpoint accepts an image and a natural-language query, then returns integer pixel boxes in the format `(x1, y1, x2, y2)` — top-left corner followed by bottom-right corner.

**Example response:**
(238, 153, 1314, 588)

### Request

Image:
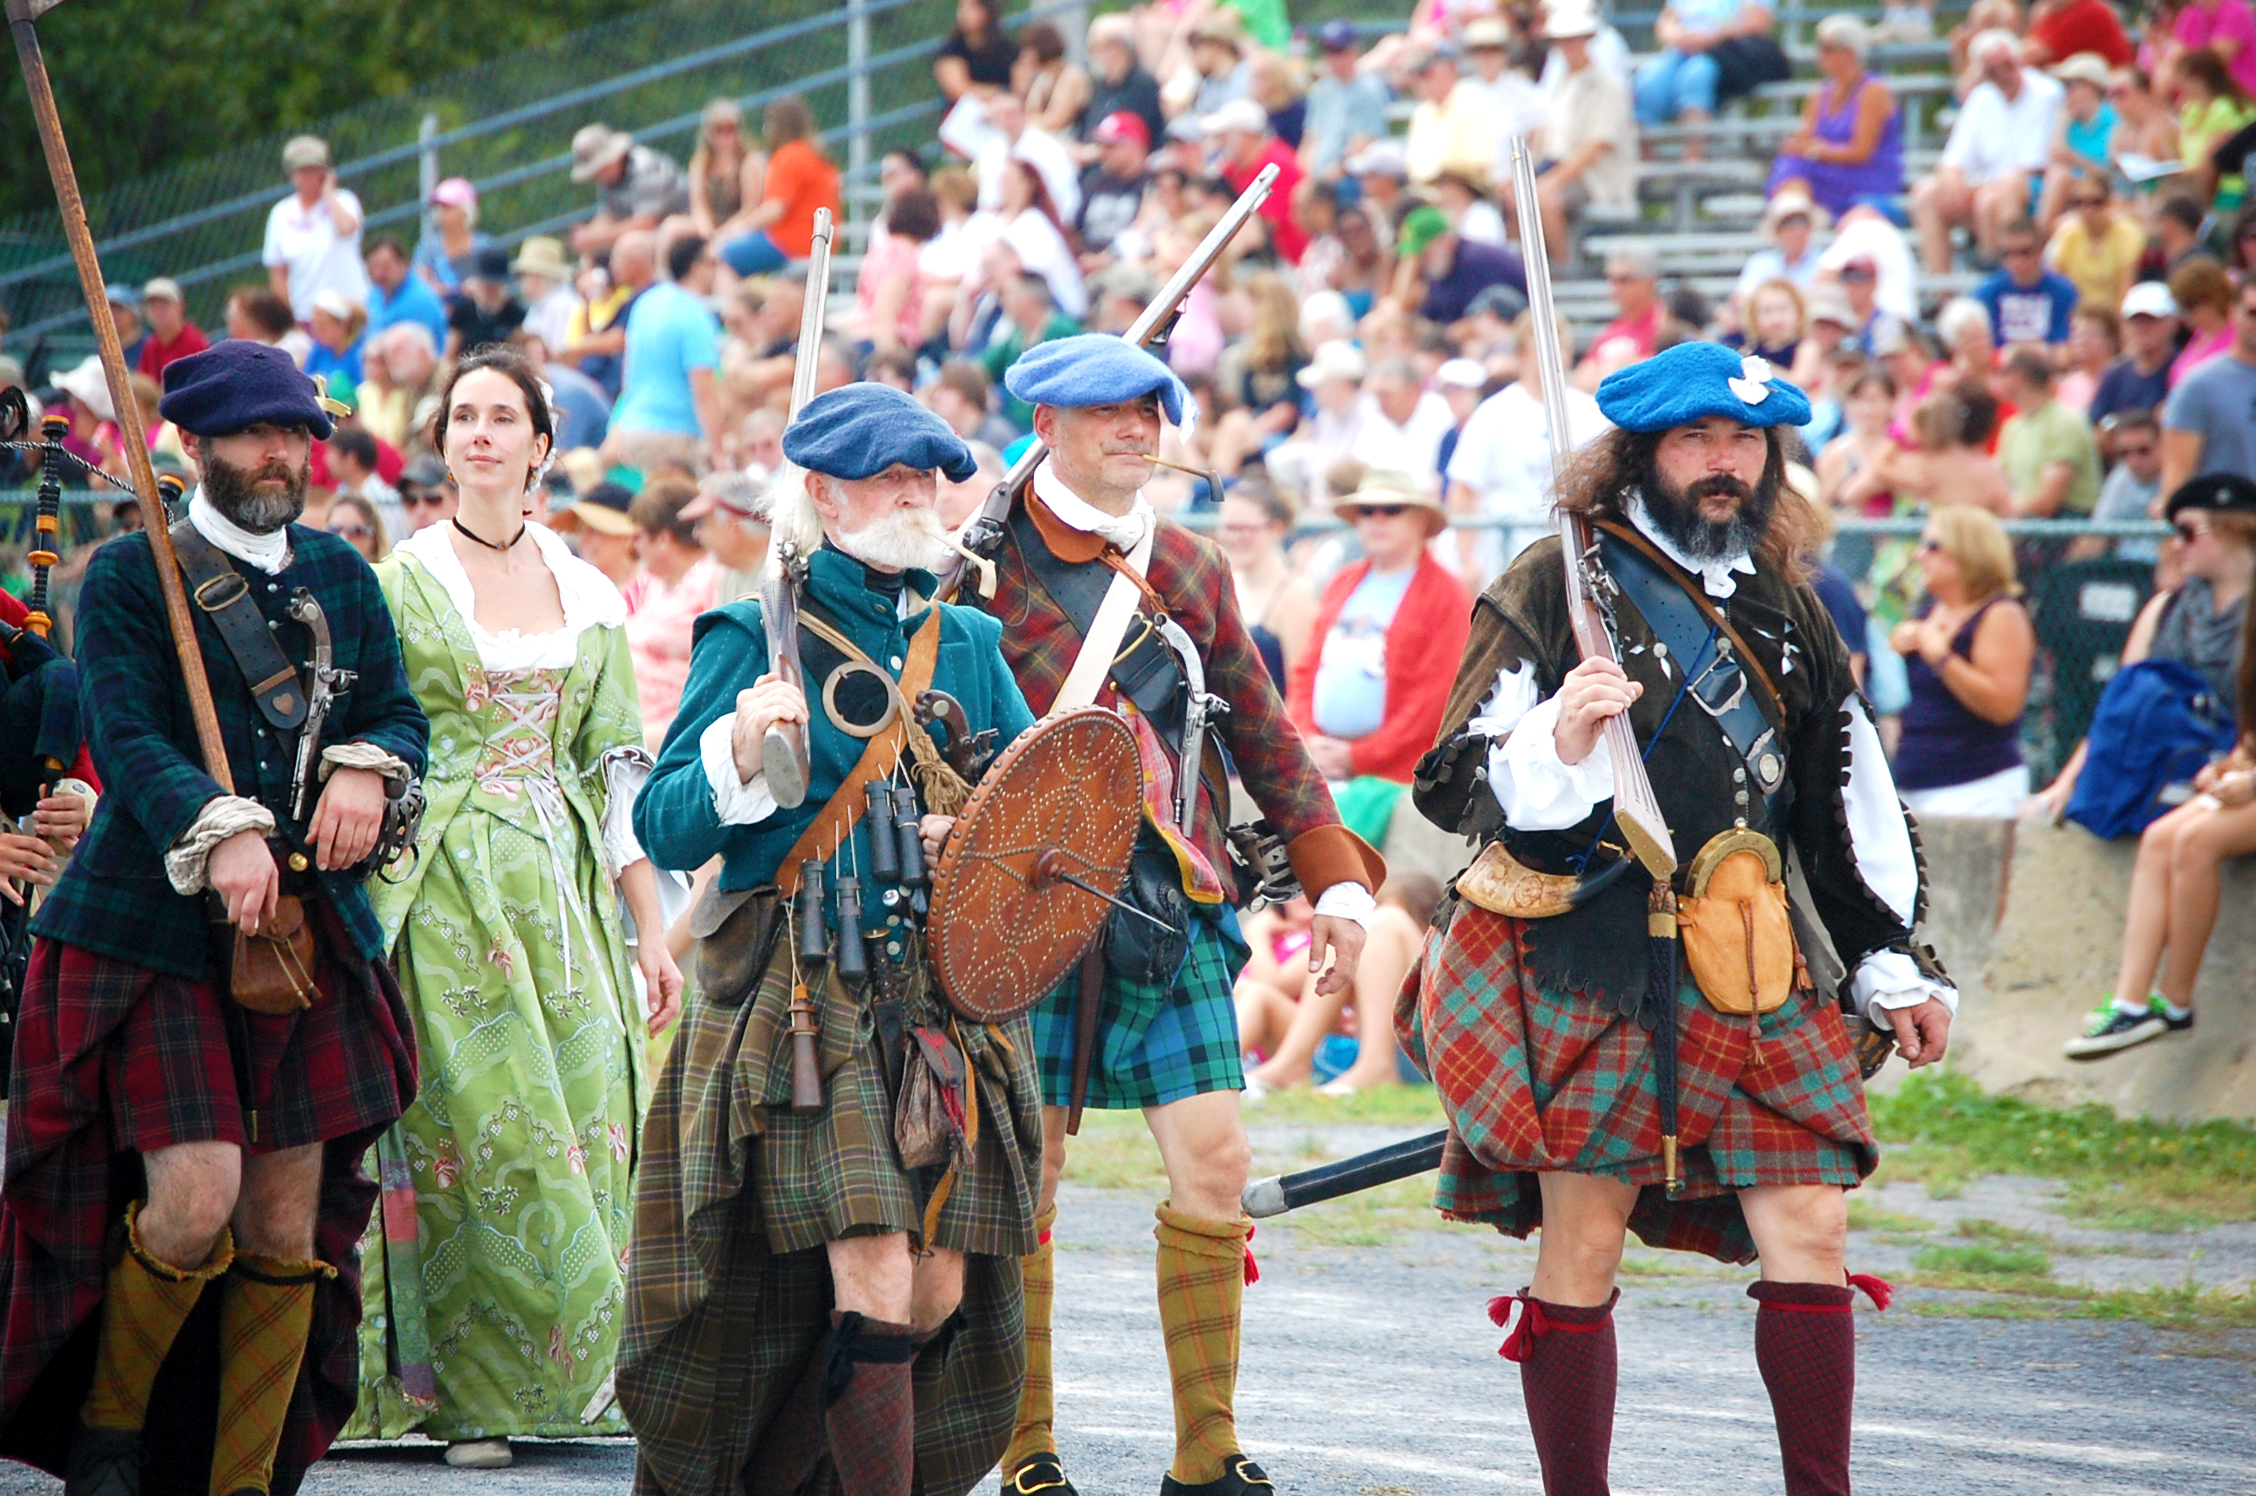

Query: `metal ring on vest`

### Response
(822, 659, 901, 739)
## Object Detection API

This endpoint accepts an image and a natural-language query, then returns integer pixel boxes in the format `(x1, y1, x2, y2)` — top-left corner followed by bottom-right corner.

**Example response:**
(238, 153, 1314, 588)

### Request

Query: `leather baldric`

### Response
(774, 607, 944, 899)
(1595, 523, 1792, 828)
(1008, 502, 1185, 731)
(169, 518, 309, 732)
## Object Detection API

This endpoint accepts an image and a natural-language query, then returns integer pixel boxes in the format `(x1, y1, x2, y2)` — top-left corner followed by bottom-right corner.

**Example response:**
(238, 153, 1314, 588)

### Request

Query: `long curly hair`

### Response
(1552, 423, 1820, 576)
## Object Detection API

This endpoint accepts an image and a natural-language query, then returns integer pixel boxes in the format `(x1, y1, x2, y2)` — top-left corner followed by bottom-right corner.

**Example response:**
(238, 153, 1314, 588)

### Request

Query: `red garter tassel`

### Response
(1488, 1291, 1604, 1361)
(1242, 1223, 1259, 1285)
(1847, 1271, 1893, 1310)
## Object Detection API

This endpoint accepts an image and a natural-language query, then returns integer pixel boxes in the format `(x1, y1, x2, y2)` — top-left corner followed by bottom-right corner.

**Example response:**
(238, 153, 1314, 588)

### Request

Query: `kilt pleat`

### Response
(1403, 901, 1876, 1265)
(619, 927, 1037, 1496)
(1030, 913, 1250, 1110)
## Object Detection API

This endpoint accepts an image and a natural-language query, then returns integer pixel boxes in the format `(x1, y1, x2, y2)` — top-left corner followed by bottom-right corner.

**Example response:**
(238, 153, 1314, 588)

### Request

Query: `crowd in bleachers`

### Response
(1, 0, 2253, 1083)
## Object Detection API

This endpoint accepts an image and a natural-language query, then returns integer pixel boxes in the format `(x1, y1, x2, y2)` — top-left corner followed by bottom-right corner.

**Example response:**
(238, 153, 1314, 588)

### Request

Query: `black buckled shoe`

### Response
(1006, 1453, 1081, 1496)
(65, 1424, 141, 1496)
(1160, 1454, 1275, 1496)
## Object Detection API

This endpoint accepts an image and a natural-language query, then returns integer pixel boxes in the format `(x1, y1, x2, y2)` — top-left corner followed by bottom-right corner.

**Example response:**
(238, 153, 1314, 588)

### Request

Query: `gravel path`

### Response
(3, 1125, 2249, 1496)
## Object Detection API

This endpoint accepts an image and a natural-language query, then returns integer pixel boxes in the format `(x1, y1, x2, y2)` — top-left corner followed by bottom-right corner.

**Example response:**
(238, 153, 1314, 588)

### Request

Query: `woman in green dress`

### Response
(350, 348, 684, 1467)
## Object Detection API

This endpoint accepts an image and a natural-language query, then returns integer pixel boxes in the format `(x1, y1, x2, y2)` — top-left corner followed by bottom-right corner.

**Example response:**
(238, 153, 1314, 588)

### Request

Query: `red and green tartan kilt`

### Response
(1397, 902, 1876, 1266)
(1, 926, 415, 1490)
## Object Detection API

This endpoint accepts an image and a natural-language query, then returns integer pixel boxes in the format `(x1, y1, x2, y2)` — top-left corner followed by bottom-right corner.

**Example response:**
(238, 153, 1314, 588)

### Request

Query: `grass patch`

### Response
(1871, 1073, 2256, 1230)
(1845, 1199, 1933, 1236)
(1908, 1284, 2256, 1334)
(1247, 1083, 1447, 1128)
(1909, 1240, 2058, 1292)
(1056, 1110, 1167, 1192)
(1281, 1175, 1438, 1248)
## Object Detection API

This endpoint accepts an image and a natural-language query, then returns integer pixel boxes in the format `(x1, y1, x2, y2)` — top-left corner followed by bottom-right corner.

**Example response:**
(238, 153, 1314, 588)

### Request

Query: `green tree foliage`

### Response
(0, 0, 663, 225)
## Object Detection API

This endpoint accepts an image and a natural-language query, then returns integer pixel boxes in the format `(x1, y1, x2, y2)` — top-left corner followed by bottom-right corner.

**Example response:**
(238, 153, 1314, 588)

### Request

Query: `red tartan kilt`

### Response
(1400, 901, 1877, 1264)
(24, 939, 406, 1156)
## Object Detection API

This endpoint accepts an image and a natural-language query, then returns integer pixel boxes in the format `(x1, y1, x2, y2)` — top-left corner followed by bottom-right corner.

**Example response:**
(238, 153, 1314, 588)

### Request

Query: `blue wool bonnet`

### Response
(1004, 334, 1188, 427)
(1594, 341, 1813, 434)
(782, 382, 977, 482)
(157, 339, 339, 440)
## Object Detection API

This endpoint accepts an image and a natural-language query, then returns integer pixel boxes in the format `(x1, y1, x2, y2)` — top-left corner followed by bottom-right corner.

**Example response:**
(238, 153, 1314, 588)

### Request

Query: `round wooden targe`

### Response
(926, 706, 1142, 1022)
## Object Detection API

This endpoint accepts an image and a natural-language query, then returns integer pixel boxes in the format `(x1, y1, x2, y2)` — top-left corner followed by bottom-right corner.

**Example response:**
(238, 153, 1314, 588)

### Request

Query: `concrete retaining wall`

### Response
(1372, 796, 2256, 1122)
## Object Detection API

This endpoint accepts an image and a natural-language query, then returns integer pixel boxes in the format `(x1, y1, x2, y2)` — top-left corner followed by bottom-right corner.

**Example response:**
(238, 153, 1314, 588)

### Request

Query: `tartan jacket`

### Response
(972, 487, 1383, 898)
(31, 525, 429, 978)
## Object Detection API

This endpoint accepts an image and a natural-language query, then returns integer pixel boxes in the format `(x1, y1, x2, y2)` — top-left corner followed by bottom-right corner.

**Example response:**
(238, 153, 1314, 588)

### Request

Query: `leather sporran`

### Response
(691, 884, 781, 1009)
(895, 1026, 967, 1169)
(1104, 827, 1193, 985)
(1675, 832, 1796, 1015)
(231, 894, 318, 1015)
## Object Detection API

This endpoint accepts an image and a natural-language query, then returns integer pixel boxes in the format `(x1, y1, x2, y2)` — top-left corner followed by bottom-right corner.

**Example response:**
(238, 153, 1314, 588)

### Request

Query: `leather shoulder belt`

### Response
(1008, 501, 1183, 726)
(169, 517, 308, 731)
(1597, 527, 1791, 827)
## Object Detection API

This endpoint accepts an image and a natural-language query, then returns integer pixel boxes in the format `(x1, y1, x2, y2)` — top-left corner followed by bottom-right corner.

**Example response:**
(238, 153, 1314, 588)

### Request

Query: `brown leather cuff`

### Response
(1285, 823, 1386, 900)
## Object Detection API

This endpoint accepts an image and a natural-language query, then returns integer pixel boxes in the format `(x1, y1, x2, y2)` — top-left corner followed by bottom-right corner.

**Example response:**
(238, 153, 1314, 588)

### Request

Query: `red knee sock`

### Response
(820, 1311, 919, 1496)
(1746, 1277, 1887, 1496)
(1491, 1290, 1617, 1496)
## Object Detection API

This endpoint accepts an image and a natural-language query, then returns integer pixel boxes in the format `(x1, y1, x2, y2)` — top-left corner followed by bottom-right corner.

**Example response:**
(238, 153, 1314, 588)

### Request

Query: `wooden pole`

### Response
(7, 0, 233, 783)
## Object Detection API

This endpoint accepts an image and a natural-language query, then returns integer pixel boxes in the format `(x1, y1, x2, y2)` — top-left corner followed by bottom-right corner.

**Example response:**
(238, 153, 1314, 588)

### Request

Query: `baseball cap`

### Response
(1437, 357, 1488, 389)
(429, 176, 478, 211)
(1397, 205, 1452, 257)
(399, 454, 449, 492)
(1316, 19, 1360, 51)
(1092, 111, 1152, 149)
(281, 135, 329, 172)
(1199, 98, 1269, 139)
(1343, 140, 1407, 179)
(2122, 281, 2179, 319)
(104, 283, 141, 311)
(143, 277, 184, 305)
(551, 481, 636, 536)
(1463, 17, 1511, 48)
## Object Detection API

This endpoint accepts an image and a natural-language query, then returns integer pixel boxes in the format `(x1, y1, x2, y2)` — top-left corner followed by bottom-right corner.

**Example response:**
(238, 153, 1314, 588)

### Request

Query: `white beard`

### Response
(836, 507, 953, 573)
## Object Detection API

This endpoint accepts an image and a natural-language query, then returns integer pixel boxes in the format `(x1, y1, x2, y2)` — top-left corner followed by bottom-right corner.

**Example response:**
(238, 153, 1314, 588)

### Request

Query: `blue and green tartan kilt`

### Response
(1032, 910, 1251, 1110)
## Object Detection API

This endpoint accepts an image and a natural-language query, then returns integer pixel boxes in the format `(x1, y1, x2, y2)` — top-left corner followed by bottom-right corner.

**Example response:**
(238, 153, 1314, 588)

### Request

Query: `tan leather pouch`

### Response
(1455, 840, 1576, 919)
(231, 894, 318, 1015)
(1675, 833, 1796, 1015)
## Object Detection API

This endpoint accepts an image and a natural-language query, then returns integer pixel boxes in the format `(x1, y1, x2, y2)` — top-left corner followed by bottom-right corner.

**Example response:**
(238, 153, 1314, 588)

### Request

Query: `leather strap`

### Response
(1596, 524, 1792, 826)
(775, 609, 944, 899)
(1010, 502, 1183, 724)
(169, 518, 309, 731)
(1595, 520, 1785, 722)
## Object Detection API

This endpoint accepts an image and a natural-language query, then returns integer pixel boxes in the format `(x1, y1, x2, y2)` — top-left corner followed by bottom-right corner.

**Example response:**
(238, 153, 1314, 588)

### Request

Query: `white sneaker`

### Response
(445, 1439, 513, 1469)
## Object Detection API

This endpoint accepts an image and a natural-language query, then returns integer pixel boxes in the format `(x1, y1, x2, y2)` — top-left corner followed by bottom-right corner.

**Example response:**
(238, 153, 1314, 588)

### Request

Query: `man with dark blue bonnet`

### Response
(980, 334, 1385, 1496)
(621, 381, 1045, 1496)
(1408, 342, 1955, 1496)
(0, 338, 428, 1496)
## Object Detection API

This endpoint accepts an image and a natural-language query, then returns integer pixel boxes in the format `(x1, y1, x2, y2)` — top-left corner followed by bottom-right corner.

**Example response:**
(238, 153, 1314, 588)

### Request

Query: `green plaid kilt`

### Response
(618, 896, 1039, 1496)
(1031, 911, 1250, 1110)
(1397, 901, 1876, 1266)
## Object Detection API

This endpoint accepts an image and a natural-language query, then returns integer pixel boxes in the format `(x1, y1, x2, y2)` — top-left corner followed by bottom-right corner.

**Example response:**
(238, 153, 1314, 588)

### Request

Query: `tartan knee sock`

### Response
(1747, 1281, 1860, 1496)
(1003, 1203, 1060, 1474)
(820, 1311, 918, 1496)
(1494, 1290, 1617, 1496)
(81, 1202, 234, 1433)
(1153, 1202, 1253, 1485)
(208, 1251, 334, 1496)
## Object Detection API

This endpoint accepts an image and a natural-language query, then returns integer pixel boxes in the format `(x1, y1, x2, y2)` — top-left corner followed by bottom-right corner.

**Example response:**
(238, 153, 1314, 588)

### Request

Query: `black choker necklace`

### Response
(452, 517, 526, 552)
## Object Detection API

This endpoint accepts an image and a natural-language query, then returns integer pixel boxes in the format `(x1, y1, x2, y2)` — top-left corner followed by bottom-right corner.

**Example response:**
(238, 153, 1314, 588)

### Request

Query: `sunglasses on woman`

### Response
(1356, 504, 1409, 518)
(327, 522, 374, 540)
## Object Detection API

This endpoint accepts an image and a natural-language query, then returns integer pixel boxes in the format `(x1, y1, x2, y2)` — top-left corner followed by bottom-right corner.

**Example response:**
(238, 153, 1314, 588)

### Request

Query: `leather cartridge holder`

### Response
(1675, 829, 1796, 1015)
(232, 894, 319, 1014)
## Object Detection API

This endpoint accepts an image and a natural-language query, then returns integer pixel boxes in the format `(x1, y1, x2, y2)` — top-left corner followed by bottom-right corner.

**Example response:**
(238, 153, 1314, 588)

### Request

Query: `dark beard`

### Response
(202, 448, 308, 533)
(1638, 461, 1777, 564)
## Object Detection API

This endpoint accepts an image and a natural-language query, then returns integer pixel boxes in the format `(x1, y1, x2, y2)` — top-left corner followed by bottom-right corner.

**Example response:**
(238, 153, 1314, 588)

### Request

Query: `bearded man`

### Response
(0, 339, 429, 1496)
(1408, 342, 1954, 1496)
(621, 382, 1044, 1496)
